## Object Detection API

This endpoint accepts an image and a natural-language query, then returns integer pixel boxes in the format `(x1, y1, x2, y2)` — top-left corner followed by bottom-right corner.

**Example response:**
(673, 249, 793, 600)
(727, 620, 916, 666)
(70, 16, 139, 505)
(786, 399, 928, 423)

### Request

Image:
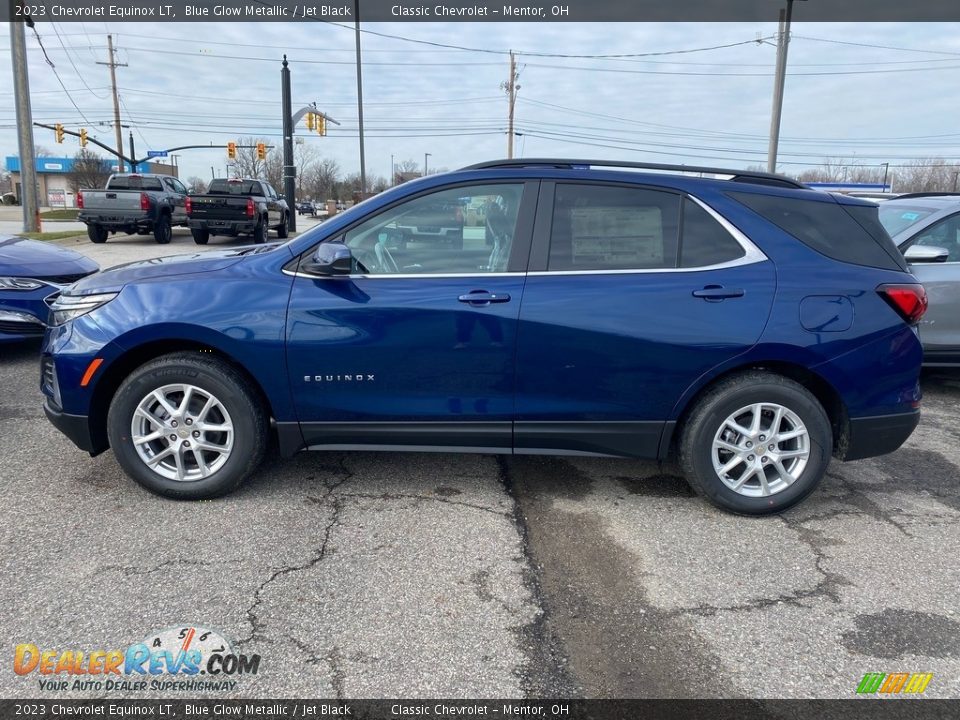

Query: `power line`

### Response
(794, 35, 960, 57)
(27, 26, 96, 125)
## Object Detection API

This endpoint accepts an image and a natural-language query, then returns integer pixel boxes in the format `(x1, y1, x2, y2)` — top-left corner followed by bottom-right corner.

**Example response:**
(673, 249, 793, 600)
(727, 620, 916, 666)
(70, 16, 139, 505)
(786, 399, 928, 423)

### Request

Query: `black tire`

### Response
(191, 228, 210, 245)
(679, 371, 832, 515)
(253, 216, 268, 244)
(275, 214, 289, 239)
(153, 213, 172, 244)
(87, 224, 108, 244)
(107, 352, 268, 500)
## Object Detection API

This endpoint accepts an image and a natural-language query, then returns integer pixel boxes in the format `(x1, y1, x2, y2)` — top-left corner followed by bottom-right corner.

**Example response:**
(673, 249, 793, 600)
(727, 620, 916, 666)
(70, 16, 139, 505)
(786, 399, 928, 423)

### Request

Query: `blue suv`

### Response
(41, 160, 926, 514)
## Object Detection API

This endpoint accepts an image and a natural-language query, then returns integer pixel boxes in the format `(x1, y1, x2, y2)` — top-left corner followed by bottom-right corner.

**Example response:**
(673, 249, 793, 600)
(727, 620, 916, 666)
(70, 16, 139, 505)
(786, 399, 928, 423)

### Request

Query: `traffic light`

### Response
(306, 112, 315, 132)
(227, 141, 237, 160)
(55, 123, 64, 144)
(317, 115, 326, 136)
(79, 128, 88, 148)
(256, 142, 266, 161)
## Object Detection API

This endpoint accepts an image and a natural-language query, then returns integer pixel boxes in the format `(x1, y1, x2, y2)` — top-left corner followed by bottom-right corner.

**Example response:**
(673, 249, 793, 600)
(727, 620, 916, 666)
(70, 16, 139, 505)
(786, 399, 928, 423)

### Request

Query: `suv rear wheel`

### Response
(679, 372, 832, 515)
(107, 353, 268, 499)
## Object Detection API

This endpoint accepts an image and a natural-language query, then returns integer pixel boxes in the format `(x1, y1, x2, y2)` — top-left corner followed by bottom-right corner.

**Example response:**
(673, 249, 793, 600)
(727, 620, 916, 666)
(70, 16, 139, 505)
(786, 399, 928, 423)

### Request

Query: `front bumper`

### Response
(44, 400, 99, 455)
(842, 410, 921, 461)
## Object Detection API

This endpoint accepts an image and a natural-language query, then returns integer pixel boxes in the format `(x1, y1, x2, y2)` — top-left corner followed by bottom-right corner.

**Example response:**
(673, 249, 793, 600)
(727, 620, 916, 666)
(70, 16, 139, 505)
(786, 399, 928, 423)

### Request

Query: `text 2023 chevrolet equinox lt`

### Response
(41, 160, 926, 515)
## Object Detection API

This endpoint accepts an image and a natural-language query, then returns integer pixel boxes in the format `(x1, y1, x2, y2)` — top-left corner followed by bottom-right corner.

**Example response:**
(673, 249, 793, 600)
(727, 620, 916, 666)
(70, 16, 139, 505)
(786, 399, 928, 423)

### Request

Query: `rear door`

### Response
(285, 181, 537, 451)
(514, 181, 777, 457)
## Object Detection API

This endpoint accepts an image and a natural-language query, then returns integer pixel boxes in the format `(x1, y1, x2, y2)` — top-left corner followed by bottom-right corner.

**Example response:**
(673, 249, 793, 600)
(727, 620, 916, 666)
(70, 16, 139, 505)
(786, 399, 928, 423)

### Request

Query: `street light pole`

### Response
(881, 162, 890, 190)
(281, 55, 296, 233)
(354, 0, 367, 195)
(424, 152, 431, 176)
(390, 154, 394, 186)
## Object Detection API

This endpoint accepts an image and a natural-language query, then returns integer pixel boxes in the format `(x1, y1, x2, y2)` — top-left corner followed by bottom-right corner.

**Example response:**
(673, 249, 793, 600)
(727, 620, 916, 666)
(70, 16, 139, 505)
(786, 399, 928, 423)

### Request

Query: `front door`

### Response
(286, 181, 537, 450)
(515, 181, 777, 457)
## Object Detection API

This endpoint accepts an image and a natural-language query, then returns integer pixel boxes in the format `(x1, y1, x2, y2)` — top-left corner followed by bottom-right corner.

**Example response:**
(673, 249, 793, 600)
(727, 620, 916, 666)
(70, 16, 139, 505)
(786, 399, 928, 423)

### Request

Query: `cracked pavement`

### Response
(1, 237, 959, 699)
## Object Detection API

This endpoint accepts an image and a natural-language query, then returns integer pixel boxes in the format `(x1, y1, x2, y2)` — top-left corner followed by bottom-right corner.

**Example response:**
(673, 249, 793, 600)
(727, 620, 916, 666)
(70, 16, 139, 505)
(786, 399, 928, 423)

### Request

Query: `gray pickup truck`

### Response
(77, 173, 189, 244)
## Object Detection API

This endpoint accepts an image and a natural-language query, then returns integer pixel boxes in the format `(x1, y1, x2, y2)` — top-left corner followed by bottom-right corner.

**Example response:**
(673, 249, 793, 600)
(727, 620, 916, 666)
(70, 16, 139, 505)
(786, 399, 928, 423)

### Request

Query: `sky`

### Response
(3, 20, 960, 184)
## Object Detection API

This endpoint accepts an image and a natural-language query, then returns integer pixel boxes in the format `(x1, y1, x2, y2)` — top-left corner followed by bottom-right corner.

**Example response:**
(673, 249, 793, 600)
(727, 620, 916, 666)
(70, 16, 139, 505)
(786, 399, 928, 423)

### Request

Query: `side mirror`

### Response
(303, 243, 352, 276)
(904, 245, 950, 264)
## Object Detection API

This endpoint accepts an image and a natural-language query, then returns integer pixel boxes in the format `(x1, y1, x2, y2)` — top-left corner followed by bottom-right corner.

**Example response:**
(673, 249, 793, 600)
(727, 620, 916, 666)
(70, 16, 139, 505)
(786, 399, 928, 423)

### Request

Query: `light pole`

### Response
(390, 154, 394, 186)
(953, 171, 959, 193)
(881, 162, 890, 190)
(424, 152, 431, 176)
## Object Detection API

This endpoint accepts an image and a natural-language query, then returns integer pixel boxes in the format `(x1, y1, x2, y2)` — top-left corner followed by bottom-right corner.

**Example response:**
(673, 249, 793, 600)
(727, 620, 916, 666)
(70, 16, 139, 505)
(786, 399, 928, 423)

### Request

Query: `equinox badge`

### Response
(304, 374, 375, 382)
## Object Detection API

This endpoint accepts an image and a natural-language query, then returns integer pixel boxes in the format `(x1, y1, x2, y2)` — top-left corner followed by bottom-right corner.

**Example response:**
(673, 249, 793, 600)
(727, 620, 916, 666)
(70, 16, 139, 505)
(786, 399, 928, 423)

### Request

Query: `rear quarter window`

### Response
(728, 192, 907, 272)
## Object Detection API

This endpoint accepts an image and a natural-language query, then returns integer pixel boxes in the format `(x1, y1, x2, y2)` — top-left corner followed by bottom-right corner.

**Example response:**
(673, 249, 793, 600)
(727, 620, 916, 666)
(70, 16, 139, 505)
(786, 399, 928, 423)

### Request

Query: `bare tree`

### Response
(66, 149, 112, 192)
(304, 158, 340, 201)
(263, 152, 284, 191)
(185, 176, 207, 193)
(232, 136, 269, 179)
(294, 142, 320, 197)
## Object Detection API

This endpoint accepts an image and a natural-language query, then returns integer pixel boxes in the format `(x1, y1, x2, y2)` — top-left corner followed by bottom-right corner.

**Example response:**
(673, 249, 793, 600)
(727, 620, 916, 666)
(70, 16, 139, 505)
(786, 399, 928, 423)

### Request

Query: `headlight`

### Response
(50, 292, 118, 325)
(0, 276, 46, 291)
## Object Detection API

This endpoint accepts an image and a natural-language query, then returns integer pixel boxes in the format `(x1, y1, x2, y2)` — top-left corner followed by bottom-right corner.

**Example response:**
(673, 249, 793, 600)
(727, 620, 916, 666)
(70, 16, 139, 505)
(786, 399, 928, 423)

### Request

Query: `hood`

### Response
(68, 244, 280, 294)
(0, 236, 98, 278)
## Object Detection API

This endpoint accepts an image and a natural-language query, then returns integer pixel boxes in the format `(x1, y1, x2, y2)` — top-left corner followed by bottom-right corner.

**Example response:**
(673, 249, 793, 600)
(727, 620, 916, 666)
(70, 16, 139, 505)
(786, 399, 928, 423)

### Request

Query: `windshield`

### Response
(878, 204, 936, 238)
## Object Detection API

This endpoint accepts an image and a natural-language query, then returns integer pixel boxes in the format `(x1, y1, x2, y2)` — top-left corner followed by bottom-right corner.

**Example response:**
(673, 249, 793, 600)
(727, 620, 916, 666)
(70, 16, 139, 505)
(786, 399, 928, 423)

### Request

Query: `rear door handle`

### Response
(458, 291, 511, 305)
(692, 286, 744, 301)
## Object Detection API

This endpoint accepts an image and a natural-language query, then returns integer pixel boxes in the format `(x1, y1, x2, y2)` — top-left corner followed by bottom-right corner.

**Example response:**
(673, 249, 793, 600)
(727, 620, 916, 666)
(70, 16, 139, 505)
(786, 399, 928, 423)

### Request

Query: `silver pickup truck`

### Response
(77, 173, 189, 244)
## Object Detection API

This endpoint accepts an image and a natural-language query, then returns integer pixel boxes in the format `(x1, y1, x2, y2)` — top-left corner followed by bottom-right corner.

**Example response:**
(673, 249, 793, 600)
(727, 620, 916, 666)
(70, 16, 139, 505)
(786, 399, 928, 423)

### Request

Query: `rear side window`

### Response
(728, 192, 907, 272)
(680, 199, 745, 268)
(548, 184, 680, 271)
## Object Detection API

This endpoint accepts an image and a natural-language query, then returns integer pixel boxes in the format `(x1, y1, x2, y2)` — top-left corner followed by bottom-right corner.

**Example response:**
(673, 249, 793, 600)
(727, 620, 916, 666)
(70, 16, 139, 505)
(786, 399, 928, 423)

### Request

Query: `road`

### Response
(1, 232, 959, 699)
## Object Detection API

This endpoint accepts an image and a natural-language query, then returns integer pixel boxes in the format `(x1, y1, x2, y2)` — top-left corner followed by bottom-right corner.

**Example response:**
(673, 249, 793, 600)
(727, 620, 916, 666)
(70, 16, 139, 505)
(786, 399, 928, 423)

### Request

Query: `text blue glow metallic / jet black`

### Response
(0, 236, 98, 343)
(41, 160, 926, 514)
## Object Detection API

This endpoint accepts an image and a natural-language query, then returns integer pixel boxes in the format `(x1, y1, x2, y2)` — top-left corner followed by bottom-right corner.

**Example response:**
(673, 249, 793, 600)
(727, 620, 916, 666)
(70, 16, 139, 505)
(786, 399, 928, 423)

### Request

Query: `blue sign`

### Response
(147, 150, 168, 158)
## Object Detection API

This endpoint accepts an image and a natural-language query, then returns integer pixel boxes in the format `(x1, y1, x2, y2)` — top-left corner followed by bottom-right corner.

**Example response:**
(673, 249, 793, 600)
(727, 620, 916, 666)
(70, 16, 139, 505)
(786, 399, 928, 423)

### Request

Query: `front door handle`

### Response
(458, 291, 511, 305)
(692, 285, 744, 301)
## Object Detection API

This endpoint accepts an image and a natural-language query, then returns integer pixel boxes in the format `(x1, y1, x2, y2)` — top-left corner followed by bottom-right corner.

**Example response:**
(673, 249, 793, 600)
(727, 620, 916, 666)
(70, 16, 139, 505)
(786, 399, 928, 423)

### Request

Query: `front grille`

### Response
(38, 272, 95, 285)
(0, 320, 44, 336)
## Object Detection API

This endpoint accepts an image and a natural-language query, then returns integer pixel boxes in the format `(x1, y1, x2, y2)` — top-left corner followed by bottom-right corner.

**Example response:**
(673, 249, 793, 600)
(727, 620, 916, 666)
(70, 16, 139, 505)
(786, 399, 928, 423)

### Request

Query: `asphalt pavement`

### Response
(1, 230, 959, 700)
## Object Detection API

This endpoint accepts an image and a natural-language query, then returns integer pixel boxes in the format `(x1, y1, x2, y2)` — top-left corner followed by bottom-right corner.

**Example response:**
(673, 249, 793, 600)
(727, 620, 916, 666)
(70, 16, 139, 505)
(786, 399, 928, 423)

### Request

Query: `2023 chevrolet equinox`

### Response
(41, 159, 926, 514)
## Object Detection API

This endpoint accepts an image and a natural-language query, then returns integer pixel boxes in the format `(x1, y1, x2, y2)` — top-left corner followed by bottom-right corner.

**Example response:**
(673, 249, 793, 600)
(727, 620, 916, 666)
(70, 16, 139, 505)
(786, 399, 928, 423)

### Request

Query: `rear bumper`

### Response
(842, 410, 920, 461)
(44, 400, 99, 455)
(188, 219, 256, 234)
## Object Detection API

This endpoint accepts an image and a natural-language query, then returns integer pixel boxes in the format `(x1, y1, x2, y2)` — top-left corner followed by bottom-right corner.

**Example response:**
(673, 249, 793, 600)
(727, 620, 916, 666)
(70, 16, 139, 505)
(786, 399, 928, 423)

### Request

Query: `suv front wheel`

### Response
(107, 353, 268, 499)
(680, 372, 832, 515)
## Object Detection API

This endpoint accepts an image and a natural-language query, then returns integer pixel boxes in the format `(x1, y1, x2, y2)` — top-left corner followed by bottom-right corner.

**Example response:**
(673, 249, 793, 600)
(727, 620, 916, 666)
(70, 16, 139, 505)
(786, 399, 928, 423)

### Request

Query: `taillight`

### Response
(185, 196, 192, 215)
(140, 192, 151, 211)
(76, 191, 83, 209)
(878, 284, 928, 324)
(245, 198, 255, 217)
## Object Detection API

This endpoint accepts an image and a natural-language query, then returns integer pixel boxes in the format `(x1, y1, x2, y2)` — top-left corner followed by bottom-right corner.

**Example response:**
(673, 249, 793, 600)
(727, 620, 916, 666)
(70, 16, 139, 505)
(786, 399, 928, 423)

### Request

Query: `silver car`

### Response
(878, 194, 960, 366)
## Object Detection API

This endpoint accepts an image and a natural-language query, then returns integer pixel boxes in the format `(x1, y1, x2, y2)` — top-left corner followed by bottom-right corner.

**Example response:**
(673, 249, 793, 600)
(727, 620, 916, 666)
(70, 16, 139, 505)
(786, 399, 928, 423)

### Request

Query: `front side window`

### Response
(548, 184, 680, 271)
(341, 184, 523, 275)
(909, 213, 960, 261)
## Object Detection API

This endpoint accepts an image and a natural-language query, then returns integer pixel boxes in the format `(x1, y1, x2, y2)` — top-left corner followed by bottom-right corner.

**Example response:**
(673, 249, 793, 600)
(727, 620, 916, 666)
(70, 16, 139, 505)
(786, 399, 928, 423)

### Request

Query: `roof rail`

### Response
(462, 158, 807, 190)
(891, 192, 960, 200)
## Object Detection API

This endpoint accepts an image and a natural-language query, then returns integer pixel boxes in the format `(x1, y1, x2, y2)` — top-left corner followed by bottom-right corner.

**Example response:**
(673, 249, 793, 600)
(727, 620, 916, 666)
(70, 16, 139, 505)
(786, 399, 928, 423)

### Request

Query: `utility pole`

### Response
(505, 50, 518, 159)
(354, 0, 367, 195)
(10, 11, 40, 232)
(281, 55, 296, 233)
(766, 1, 796, 173)
(97, 35, 127, 172)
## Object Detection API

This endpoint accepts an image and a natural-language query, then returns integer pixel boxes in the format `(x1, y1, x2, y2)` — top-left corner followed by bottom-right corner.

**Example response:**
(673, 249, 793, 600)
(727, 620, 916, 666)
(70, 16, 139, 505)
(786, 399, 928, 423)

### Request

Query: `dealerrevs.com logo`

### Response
(14, 625, 260, 693)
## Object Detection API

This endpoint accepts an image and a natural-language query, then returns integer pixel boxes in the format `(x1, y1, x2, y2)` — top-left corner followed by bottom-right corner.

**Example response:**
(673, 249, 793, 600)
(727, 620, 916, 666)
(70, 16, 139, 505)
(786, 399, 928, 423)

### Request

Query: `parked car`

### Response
(877, 193, 960, 366)
(297, 201, 317, 216)
(77, 173, 189, 245)
(41, 159, 925, 515)
(186, 178, 289, 245)
(0, 235, 97, 342)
